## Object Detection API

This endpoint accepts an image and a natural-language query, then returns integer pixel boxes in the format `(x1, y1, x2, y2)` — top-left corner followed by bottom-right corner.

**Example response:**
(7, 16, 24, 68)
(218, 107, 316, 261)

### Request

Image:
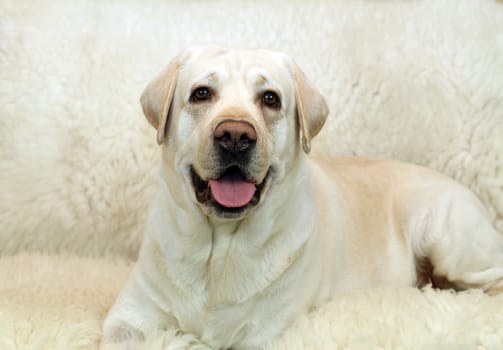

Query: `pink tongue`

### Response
(209, 172, 256, 208)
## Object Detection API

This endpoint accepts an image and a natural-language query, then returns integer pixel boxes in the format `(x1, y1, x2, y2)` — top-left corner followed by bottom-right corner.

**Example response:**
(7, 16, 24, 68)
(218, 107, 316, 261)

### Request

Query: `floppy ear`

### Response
(291, 63, 329, 153)
(140, 56, 182, 145)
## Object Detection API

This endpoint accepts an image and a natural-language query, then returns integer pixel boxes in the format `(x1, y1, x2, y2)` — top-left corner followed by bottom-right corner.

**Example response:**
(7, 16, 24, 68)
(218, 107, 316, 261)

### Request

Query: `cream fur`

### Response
(1, 0, 503, 349)
(103, 45, 503, 349)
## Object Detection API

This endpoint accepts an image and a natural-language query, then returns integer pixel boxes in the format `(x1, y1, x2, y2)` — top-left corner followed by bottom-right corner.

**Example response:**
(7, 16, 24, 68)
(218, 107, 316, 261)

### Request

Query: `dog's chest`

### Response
(170, 237, 265, 348)
(170, 230, 299, 349)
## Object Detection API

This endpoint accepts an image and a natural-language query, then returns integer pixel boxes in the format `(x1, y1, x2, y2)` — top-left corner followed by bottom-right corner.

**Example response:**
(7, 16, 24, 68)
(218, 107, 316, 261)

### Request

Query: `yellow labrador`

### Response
(102, 46, 503, 350)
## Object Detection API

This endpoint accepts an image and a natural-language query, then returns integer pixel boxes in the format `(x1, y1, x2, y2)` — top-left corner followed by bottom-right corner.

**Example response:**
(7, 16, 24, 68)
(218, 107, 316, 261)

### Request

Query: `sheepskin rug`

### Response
(1, 254, 503, 350)
(1, 0, 503, 349)
(1, 0, 502, 258)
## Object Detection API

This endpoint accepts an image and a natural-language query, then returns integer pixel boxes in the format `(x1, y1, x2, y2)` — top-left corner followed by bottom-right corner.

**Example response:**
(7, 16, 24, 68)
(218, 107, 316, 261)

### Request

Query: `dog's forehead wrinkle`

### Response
(249, 71, 284, 98)
(187, 68, 228, 91)
(193, 71, 219, 86)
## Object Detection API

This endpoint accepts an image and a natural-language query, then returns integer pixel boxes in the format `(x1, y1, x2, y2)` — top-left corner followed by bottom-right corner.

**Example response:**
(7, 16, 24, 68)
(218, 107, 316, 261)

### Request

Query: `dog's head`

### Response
(141, 46, 328, 220)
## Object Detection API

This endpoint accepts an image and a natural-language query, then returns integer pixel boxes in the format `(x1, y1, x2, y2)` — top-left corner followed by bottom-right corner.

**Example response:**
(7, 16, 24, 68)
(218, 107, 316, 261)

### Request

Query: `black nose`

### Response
(214, 120, 257, 154)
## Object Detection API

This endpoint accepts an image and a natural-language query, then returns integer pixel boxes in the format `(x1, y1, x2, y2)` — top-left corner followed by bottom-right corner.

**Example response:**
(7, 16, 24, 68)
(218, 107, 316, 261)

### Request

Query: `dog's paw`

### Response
(164, 331, 213, 350)
(113, 328, 213, 350)
(100, 326, 143, 350)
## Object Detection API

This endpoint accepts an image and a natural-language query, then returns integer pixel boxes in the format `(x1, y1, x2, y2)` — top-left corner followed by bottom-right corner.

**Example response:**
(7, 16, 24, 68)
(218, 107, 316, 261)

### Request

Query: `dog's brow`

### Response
(255, 74, 268, 85)
(252, 73, 283, 99)
(192, 71, 219, 87)
(252, 73, 275, 91)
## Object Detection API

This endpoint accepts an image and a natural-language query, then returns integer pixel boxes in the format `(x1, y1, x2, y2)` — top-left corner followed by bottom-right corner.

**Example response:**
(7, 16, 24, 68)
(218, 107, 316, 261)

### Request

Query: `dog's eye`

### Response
(262, 91, 281, 109)
(190, 87, 212, 102)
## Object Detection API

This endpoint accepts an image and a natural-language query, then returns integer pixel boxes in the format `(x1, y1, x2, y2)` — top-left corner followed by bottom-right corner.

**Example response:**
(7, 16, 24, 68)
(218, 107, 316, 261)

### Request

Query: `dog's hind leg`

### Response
(411, 188, 503, 294)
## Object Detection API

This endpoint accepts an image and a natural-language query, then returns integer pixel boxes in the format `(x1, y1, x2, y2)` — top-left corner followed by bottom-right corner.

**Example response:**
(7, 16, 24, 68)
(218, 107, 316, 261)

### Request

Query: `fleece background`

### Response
(1, 0, 503, 349)
(1, 0, 502, 258)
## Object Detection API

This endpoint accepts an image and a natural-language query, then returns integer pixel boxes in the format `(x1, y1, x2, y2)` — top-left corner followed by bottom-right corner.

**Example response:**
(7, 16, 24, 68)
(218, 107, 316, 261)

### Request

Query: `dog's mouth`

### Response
(190, 166, 267, 217)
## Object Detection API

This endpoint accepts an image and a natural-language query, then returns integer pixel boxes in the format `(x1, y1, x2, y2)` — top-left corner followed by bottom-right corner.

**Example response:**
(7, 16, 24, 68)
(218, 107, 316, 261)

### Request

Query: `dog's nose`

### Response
(214, 120, 257, 154)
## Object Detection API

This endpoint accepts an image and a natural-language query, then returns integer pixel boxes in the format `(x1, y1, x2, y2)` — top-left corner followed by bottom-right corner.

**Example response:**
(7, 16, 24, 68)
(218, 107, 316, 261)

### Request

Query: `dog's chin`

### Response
(190, 166, 269, 220)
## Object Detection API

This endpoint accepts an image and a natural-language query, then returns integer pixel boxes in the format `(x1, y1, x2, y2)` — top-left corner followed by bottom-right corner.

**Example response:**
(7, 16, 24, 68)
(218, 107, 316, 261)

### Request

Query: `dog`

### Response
(101, 46, 503, 350)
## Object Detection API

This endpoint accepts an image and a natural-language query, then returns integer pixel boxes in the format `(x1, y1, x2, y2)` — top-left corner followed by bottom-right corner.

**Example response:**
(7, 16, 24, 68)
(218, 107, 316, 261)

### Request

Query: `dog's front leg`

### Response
(101, 327, 213, 350)
(102, 274, 213, 350)
(102, 319, 214, 350)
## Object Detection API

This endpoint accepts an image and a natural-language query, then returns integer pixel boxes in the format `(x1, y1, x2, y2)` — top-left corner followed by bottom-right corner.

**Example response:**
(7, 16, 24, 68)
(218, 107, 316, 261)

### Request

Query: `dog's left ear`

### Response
(140, 55, 182, 145)
(289, 62, 329, 153)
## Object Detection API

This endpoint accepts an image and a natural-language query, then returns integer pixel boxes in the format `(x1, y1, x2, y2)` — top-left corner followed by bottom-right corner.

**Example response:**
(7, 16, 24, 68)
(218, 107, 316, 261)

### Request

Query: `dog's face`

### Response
(141, 46, 328, 220)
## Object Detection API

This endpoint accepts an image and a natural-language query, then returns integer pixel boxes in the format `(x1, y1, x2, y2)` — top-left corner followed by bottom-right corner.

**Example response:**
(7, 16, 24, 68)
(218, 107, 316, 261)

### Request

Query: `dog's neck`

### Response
(150, 155, 317, 302)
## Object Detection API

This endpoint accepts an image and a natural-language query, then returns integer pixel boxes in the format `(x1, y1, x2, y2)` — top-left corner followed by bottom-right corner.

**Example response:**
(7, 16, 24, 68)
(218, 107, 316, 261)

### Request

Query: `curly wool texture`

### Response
(0, 0, 502, 258)
(1, 254, 503, 350)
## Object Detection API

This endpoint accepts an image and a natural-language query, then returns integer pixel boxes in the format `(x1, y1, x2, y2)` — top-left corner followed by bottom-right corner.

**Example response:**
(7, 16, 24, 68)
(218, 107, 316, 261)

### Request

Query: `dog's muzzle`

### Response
(191, 120, 269, 218)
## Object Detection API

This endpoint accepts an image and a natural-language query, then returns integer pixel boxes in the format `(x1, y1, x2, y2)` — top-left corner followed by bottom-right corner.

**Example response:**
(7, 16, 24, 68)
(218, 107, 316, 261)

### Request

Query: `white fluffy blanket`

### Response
(1, 254, 503, 350)
(1, 0, 502, 257)
(1, 0, 503, 349)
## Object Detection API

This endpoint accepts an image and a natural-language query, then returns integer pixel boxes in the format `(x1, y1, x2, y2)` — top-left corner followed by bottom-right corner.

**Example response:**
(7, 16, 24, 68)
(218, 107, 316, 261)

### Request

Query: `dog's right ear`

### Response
(140, 55, 182, 145)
